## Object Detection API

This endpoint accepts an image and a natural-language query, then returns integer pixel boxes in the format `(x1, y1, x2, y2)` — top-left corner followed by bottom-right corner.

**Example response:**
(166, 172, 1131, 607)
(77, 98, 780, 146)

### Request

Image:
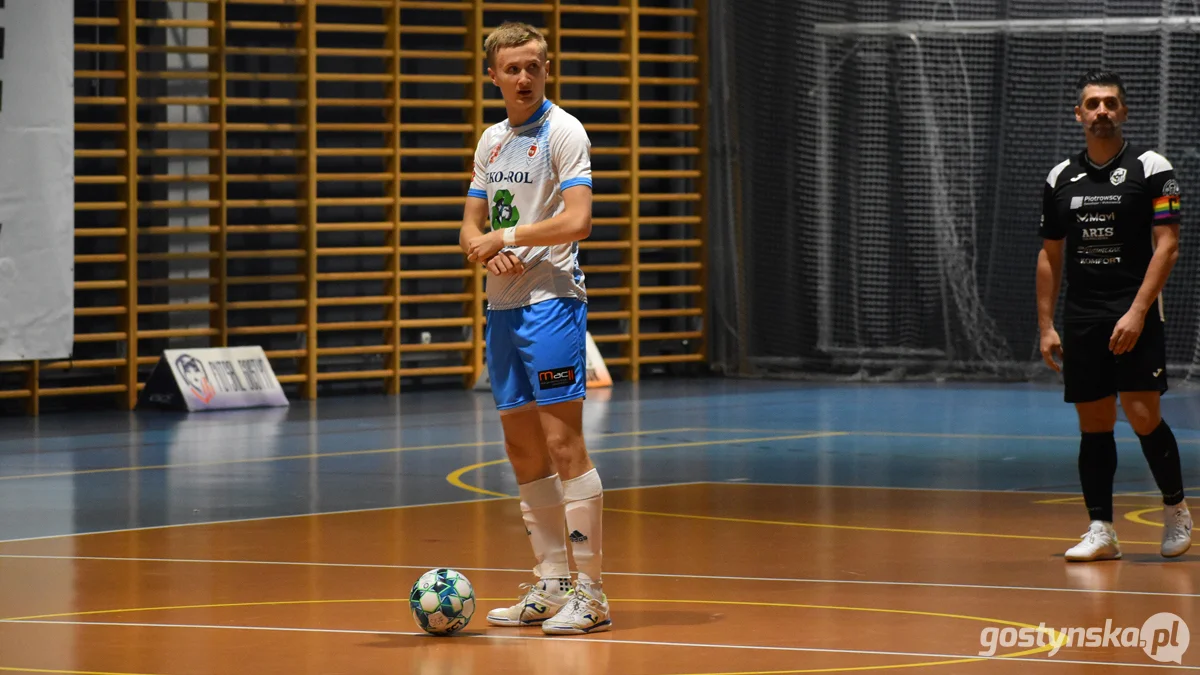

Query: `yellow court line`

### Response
(1034, 488, 1197, 505)
(855, 430, 1200, 445)
(700, 427, 1200, 444)
(602, 507, 1163, 546)
(1124, 507, 1166, 528)
(0, 596, 1059, 674)
(0, 662, 159, 667)
(445, 462, 511, 498)
(670, 664, 984, 675)
(1112, 489, 1177, 496)
(1036, 495, 1114, 505)
(611, 599, 1057, 673)
(1034, 496, 1079, 504)
(445, 435, 1163, 546)
(445, 431, 848, 498)
(1038, 494, 1184, 530)
(8, 424, 1189, 484)
(1036, 499, 1177, 508)
(667, 653, 1033, 675)
(0, 427, 707, 483)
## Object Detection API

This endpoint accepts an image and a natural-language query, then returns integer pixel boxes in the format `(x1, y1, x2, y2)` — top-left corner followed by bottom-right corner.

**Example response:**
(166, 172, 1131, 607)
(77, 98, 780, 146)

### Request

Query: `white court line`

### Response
(0, 555, 1195, 599)
(0, 478, 1148, 549)
(0, 481, 709, 545)
(0, 498, 498, 545)
(1, 619, 1195, 670)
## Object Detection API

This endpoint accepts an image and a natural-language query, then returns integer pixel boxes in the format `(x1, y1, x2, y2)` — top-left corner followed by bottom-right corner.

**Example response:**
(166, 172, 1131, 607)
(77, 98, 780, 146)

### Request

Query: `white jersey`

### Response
(467, 99, 591, 310)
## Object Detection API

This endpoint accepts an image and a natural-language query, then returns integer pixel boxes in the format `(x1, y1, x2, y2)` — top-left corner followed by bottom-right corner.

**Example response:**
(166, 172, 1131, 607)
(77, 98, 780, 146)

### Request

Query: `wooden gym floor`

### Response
(0, 378, 1197, 674)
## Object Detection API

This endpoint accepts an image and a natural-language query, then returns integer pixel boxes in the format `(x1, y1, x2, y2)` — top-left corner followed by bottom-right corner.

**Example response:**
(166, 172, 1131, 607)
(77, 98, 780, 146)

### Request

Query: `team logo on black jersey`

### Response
(1163, 179, 1180, 196)
(1110, 167, 1127, 186)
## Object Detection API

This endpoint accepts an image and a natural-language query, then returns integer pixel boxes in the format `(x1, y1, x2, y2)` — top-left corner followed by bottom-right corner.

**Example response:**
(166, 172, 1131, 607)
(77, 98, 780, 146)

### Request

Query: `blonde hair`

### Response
(484, 21, 548, 67)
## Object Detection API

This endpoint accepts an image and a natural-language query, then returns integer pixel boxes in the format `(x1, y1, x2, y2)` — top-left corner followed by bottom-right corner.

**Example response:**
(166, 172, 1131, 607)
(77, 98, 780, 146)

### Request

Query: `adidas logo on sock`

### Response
(569, 530, 588, 543)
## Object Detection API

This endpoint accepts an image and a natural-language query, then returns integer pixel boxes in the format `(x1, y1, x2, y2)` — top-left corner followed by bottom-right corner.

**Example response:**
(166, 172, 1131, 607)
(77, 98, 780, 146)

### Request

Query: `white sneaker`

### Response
(541, 582, 612, 635)
(1161, 502, 1192, 558)
(1065, 521, 1122, 562)
(486, 577, 572, 627)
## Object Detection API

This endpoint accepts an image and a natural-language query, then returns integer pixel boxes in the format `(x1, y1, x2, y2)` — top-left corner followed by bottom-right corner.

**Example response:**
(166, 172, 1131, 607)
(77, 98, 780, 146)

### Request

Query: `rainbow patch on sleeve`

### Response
(1153, 195, 1180, 221)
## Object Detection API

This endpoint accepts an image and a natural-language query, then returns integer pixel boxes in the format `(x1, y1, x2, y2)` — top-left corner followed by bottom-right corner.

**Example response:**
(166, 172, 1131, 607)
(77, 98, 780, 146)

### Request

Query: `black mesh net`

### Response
(718, 0, 1200, 384)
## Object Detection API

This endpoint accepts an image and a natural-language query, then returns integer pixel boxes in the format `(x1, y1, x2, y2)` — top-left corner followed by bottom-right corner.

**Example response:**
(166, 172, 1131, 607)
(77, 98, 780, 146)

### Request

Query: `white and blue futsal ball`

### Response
(409, 568, 475, 635)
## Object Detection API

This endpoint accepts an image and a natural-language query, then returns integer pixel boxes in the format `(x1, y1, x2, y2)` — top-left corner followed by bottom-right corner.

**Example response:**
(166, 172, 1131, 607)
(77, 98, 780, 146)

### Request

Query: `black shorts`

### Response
(1062, 312, 1168, 403)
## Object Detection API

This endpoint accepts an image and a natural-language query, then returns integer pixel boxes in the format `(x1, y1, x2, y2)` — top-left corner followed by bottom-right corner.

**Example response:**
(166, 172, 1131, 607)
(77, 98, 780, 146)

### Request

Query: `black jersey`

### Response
(1040, 142, 1182, 321)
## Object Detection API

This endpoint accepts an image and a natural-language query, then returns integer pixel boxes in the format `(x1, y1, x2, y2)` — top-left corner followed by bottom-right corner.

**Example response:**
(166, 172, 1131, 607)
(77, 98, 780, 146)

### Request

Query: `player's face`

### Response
(1075, 85, 1127, 139)
(489, 42, 549, 112)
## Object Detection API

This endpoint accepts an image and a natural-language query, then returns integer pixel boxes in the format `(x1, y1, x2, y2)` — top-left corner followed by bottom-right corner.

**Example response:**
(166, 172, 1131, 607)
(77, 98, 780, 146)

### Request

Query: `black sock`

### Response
(1137, 419, 1186, 506)
(1079, 431, 1117, 522)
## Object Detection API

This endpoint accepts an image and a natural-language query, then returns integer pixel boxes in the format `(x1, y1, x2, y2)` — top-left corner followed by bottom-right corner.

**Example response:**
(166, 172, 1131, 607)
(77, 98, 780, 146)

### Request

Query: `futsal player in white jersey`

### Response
(459, 21, 610, 635)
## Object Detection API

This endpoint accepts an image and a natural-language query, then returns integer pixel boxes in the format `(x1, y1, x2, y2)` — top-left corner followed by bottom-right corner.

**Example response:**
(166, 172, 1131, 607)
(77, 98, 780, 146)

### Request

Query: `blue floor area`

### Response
(1, 378, 1198, 542)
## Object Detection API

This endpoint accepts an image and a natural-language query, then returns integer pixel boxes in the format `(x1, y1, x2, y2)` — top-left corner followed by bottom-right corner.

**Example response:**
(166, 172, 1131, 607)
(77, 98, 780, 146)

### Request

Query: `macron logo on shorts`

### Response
(538, 367, 576, 390)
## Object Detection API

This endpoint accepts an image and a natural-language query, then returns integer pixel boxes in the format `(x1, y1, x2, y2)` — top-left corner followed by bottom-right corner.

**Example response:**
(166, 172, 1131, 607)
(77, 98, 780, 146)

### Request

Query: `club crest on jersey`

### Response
(528, 143, 538, 159)
(1109, 167, 1127, 186)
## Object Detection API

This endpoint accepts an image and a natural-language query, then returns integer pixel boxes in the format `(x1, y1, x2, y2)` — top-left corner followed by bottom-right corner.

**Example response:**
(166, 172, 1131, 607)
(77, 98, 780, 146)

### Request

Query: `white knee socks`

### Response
(518, 473, 570, 581)
(563, 468, 604, 590)
(518, 468, 605, 592)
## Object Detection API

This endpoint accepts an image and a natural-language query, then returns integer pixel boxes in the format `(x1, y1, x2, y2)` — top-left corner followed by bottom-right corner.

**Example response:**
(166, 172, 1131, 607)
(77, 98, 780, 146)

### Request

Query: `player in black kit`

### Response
(1037, 70, 1192, 562)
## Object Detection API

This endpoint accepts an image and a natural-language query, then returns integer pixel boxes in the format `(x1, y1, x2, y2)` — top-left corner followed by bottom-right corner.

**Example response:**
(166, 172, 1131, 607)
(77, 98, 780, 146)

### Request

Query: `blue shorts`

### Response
(486, 297, 587, 411)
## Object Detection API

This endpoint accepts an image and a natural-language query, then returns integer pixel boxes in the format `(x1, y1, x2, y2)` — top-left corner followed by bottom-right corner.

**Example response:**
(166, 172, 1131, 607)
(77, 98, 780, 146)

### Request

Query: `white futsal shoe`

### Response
(1065, 521, 1122, 562)
(541, 582, 611, 635)
(487, 577, 573, 627)
(1161, 502, 1193, 558)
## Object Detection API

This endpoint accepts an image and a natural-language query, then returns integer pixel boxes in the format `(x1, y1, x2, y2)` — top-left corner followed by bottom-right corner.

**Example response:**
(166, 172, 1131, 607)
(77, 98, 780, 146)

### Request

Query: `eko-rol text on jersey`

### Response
(468, 99, 591, 310)
(1040, 142, 1183, 321)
